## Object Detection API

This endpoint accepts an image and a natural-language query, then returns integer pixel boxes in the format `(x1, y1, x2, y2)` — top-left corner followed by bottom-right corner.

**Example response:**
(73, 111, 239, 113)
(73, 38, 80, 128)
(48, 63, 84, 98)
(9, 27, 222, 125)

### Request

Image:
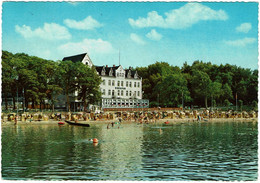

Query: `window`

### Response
(118, 90, 120, 96)
(101, 69, 105, 75)
(138, 82, 140, 87)
(102, 89, 105, 95)
(121, 81, 123, 86)
(138, 91, 140, 96)
(117, 81, 120, 86)
(112, 80, 115, 86)
(130, 91, 132, 96)
(134, 82, 136, 87)
(134, 91, 136, 96)
(129, 82, 132, 87)
(126, 91, 128, 96)
(103, 79, 105, 85)
(112, 90, 115, 96)
(108, 80, 111, 86)
(121, 90, 123, 96)
(108, 90, 111, 95)
(126, 81, 128, 87)
(109, 69, 113, 76)
(117, 73, 119, 77)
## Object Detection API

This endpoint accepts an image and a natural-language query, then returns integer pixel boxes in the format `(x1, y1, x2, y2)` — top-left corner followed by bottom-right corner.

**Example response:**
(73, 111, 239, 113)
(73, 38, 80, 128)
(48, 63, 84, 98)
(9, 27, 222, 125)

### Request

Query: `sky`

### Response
(2, 1, 259, 70)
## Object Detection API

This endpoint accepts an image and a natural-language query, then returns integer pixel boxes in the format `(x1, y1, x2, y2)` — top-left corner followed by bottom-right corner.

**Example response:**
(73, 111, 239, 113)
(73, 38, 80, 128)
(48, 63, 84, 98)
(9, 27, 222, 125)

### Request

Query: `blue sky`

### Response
(2, 1, 258, 69)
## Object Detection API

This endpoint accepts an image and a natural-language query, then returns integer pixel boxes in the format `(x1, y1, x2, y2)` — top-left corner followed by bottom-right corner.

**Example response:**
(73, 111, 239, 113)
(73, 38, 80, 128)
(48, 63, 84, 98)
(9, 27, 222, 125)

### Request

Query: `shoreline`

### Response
(1, 117, 258, 126)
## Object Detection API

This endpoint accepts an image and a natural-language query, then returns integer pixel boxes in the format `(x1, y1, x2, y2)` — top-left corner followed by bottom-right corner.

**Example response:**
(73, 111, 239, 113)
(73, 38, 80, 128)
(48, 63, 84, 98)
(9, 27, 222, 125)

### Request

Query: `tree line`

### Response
(1, 50, 101, 112)
(2, 50, 258, 111)
(136, 61, 258, 110)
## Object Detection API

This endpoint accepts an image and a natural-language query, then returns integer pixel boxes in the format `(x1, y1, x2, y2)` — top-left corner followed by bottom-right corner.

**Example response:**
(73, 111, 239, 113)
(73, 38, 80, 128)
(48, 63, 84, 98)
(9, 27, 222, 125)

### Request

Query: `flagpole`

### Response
(119, 50, 120, 65)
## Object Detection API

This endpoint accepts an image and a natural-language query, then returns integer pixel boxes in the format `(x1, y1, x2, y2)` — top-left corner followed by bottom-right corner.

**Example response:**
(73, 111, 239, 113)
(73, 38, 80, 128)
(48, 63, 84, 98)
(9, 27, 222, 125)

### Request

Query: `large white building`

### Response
(62, 53, 149, 109)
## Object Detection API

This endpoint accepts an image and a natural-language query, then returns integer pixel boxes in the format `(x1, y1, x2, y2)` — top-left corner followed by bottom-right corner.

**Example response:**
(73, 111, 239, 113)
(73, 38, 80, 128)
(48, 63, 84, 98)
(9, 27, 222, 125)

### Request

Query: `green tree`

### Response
(156, 73, 191, 107)
(1, 51, 15, 110)
(76, 64, 102, 111)
(224, 99, 230, 107)
(45, 61, 63, 111)
(191, 70, 212, 108)
(220, 83, 233, 105)
(57, 60, 78, 112)
(208, 81, 222, 107)
(238, 100, 243, 111)
(252, 100, 257, 111)
(137, 61, 181, 105)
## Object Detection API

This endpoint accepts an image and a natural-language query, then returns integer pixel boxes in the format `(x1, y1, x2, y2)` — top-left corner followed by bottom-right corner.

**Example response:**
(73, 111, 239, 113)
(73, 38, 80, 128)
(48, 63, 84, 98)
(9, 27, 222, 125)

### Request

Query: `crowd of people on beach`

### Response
(1, 108, 257, 125)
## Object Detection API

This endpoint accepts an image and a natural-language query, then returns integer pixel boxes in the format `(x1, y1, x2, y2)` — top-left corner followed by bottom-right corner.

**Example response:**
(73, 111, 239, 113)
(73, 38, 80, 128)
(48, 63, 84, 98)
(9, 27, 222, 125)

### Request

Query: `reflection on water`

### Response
(1, 121, 258, 180)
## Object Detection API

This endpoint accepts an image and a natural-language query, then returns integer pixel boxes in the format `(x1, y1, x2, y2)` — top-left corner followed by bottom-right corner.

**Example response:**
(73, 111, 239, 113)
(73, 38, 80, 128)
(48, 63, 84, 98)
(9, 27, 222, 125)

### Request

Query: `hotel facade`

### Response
(62, 53, 149, 110)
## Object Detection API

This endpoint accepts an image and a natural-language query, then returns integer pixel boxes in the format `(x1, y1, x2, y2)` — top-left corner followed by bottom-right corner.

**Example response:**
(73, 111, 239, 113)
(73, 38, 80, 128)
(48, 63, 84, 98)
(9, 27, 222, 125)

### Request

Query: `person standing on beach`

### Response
(14, 116, 17, 125)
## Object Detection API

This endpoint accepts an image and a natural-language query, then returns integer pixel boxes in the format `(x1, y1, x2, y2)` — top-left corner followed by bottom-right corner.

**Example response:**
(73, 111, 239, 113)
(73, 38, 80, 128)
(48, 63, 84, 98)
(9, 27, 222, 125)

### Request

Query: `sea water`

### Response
(1, 121, 258, 180)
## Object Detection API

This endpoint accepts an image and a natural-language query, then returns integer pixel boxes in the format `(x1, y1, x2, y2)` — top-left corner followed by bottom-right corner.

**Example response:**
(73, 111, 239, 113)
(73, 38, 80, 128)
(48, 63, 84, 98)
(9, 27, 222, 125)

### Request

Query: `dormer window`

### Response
(109, 69, 113, 76)
(134, 72, 138, 79)
(127, 71, 131, 78)
(101, 68, 106, 76)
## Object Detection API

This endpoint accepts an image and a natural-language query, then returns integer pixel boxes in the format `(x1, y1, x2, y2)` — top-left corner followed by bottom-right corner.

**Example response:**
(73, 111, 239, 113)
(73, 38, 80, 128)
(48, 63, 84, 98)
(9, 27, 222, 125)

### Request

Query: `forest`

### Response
(1, 50, 258, 111)
(2, 50, 101, 111)
(136, 61, 258, 110)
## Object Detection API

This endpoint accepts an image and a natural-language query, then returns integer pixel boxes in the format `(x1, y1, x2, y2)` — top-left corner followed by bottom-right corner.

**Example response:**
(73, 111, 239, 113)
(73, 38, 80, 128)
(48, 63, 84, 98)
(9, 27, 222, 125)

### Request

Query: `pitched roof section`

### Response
(62, 53, 140, 79)
(95, 65, 119, 77)
(95, 65, 141, 79)
(95, 66, 104, 75)
(62, 53, 87, 63)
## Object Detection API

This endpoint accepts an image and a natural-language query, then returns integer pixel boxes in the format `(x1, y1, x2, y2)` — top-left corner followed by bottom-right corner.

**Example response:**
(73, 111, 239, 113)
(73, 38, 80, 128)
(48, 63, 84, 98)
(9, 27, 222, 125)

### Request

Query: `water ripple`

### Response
(1, 121, 258, 181)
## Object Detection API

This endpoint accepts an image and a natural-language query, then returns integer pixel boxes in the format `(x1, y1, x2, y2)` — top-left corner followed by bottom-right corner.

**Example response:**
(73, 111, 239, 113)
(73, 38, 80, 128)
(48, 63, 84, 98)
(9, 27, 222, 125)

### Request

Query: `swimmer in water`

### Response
(159, 128, 163, 134)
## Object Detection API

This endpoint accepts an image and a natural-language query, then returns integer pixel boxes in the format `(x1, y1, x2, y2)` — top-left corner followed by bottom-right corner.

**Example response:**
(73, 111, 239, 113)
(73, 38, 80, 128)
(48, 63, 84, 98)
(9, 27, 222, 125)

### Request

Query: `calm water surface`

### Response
(1, 121, 258, 180)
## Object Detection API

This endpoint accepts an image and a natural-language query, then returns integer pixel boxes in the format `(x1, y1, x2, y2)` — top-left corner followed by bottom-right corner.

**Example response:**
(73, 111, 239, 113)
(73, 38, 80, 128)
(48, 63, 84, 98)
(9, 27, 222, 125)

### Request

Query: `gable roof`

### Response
(95, 66, 104, 75)
(131, 70, 137, 78)
(62, 53, 87, 63)
(112, 66, 120, 75)
(95, 65, 120, 77)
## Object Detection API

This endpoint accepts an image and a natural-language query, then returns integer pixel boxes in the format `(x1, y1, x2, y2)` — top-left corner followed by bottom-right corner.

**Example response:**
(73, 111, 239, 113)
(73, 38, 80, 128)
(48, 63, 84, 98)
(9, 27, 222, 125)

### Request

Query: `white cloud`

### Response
(58, 38, 116, 56)
(224, 37, 256, 47)
(236, 23, 252, 33)
(67, 2, 79, 6)
(64, 16, 103, 30)
(129, 3, 228, 29)
(130, 33, 146, 45)
(15, 23, 71, 40)
(146, 29, 162, 41)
